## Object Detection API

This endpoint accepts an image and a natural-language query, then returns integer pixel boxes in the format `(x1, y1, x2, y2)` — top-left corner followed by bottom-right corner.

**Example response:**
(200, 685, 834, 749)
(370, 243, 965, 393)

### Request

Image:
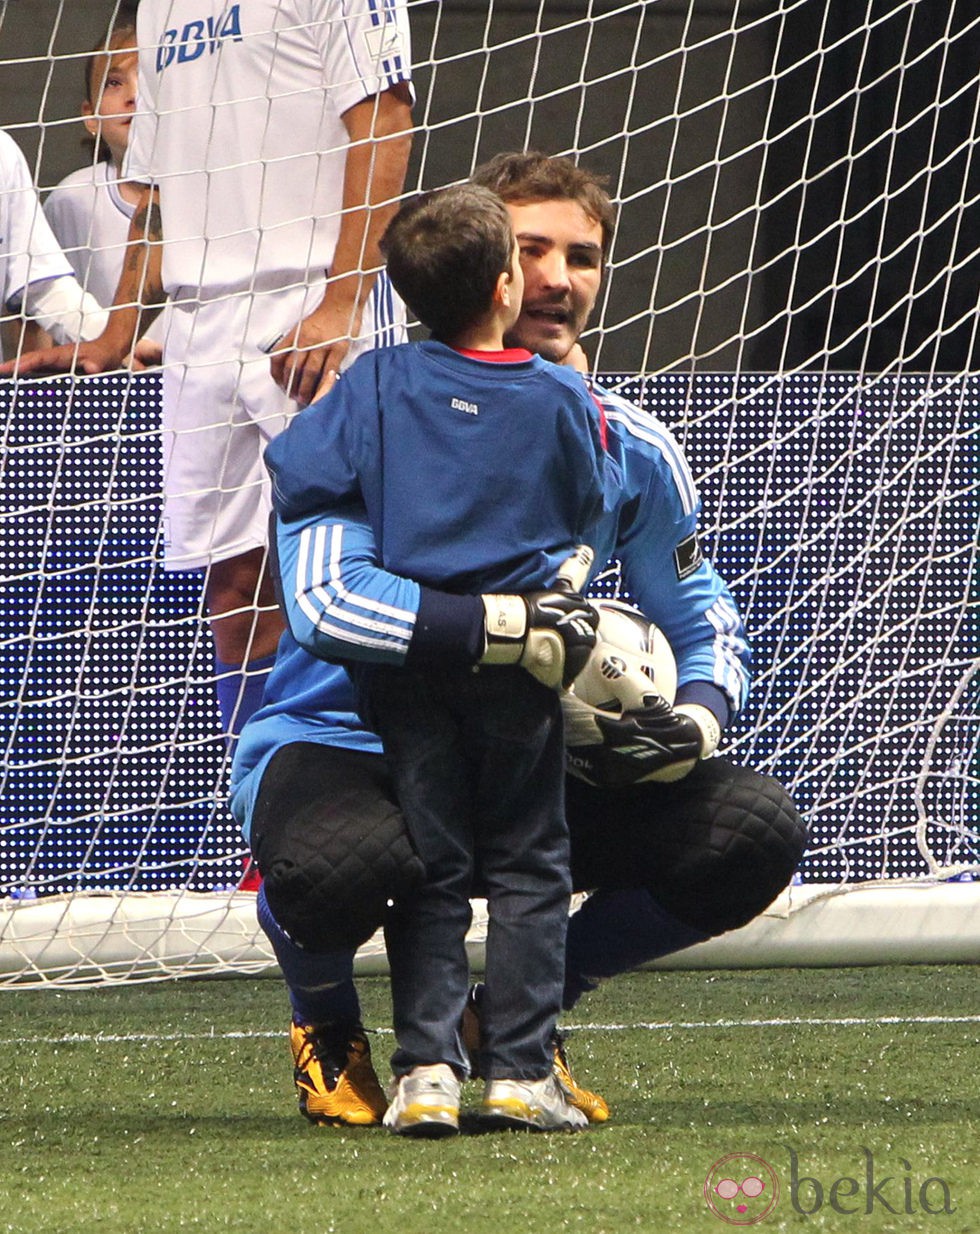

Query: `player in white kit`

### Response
(3, 1, 414, 745)
(0, 129, 108, 359)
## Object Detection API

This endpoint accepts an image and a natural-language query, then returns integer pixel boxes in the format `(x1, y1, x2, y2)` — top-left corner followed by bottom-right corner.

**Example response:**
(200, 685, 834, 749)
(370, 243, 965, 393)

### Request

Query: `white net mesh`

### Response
(0, 0, 977, 985)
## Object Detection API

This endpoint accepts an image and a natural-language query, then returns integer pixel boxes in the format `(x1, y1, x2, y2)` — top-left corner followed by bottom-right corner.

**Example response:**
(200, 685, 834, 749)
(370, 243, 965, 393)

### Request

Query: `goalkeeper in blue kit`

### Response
(230, 153, 808, 1129)
(263, 183, 607, 1134)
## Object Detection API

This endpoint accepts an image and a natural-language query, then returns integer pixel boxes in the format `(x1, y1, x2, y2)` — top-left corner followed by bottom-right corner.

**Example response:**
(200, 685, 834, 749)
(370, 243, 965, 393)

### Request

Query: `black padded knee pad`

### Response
(647, 758, 808, 936)
(249, 743, 425, 953)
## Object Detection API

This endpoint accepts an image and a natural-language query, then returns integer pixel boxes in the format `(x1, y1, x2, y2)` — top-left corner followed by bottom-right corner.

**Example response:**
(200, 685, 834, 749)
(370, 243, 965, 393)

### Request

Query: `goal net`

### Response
(1, 0, 977, 986)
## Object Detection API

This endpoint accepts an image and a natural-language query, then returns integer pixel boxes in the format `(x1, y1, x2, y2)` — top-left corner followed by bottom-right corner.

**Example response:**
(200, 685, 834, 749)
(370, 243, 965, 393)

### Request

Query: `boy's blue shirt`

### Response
(266, 339, 606, 593)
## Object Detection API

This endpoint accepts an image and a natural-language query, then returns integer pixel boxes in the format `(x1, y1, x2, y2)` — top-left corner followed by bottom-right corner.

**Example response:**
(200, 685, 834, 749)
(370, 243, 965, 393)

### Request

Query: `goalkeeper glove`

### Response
(480, 589, 598, 688)
(479, 545, 597, 689)
(563, 692, 722, 788)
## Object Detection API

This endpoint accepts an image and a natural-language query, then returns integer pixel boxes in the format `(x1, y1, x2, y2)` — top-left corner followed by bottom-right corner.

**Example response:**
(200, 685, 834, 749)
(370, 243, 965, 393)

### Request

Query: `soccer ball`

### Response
(571, 599, 677, 712)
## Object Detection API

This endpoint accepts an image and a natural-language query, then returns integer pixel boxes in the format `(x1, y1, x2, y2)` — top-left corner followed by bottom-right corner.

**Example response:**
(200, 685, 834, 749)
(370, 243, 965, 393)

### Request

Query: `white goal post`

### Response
(1, 0, 977, 987)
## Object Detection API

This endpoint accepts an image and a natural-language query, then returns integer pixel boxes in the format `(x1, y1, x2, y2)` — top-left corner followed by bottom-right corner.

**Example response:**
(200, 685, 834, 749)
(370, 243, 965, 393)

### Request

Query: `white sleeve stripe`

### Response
(309, 524, 414, 634)
(601, 396, 699, 515)
(706, 596, 749, 710)
(294, 524, 416, 648)
(294, 524, 325, 632)
(310, 613, 410, 651)
(371, 273, 398, 347)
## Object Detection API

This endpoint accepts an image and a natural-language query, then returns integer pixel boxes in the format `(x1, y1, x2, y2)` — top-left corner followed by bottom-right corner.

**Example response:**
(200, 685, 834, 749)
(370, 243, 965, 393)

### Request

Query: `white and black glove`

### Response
(480, 591, 599, 689)
(563, 691, 722, 787)
(480, 546, 597, 689)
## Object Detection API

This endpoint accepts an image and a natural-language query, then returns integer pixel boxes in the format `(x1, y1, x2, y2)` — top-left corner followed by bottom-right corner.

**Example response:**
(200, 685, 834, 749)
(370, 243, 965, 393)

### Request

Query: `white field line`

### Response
(3, 1014, 980, 1047)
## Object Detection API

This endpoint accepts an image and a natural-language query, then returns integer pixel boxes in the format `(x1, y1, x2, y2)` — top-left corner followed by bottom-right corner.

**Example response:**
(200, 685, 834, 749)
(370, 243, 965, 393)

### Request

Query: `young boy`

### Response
(264, 183, 607, 1136)
(43, 22, 164, 360)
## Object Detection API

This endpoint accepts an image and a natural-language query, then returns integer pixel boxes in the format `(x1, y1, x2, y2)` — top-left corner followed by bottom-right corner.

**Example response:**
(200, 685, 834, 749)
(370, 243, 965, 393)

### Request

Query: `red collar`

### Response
(454, 347, 534, 363)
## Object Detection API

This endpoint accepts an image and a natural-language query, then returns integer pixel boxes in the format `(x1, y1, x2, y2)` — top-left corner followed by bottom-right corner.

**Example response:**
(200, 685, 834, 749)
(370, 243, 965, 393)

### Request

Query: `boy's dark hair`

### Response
(380, 184, 515, 342)
(82, 22, 137, 163)
(471, 150, 616, 260)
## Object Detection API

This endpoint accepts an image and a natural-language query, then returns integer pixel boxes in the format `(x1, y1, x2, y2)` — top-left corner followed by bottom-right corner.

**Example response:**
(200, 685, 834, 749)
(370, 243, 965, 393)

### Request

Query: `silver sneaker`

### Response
(481, 1073, 589, 1131)
(383, 1064, 460, 1138)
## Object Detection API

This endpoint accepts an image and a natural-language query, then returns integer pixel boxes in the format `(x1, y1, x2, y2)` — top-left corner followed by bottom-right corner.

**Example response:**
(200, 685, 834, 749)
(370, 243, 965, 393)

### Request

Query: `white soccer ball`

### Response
(571, 599, 677, 712)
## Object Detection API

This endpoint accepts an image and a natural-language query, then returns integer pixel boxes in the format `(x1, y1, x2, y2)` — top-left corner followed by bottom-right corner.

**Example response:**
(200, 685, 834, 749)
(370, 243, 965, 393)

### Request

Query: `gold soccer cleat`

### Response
(290, 1021, 388, 1126)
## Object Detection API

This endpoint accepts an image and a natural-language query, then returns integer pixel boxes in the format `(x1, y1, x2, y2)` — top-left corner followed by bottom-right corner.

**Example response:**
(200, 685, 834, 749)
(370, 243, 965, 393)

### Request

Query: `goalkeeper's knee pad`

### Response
(249, 742, 425, 952)
(648, 758, 807, 936)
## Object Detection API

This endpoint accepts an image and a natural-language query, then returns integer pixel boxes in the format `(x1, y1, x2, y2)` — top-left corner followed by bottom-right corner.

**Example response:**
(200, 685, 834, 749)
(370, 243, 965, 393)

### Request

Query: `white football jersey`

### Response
(0, 129, 73, 311)
(43, 161, 135, 307)
(126, 0, 413, 296)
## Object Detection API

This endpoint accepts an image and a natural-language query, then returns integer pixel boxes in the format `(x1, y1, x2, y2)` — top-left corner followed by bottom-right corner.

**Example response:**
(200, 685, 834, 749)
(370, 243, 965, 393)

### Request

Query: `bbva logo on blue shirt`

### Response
(156, 5, 243, 72)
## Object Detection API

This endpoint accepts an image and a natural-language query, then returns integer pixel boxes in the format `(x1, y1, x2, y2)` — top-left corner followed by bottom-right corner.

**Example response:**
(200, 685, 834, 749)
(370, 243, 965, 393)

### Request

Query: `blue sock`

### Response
(256, 883, 361, 1026)
(214, 652, 276, 748)
(563, 888, 710, 1010)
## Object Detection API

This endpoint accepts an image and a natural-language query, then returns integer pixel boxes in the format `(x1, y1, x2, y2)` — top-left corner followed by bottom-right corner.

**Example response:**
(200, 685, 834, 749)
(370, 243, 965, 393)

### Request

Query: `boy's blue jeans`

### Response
(364, 665, 571, 1081)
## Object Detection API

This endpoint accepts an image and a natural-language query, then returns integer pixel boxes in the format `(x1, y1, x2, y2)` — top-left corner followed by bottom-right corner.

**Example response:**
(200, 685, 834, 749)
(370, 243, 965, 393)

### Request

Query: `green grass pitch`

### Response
(0, 966, 976, 1233)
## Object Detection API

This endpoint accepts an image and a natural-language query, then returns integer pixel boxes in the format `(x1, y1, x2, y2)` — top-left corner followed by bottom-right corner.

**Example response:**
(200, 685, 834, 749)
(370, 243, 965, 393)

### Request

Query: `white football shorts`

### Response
(158, 275, 405, 571)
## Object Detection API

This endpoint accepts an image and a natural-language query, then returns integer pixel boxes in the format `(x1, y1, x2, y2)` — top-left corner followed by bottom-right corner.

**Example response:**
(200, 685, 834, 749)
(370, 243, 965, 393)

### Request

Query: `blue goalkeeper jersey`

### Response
(230, 376, 751, 837)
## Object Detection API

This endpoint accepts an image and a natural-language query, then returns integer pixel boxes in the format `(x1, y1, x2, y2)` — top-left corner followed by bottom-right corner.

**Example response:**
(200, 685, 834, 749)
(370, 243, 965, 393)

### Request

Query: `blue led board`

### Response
(0, 372, 975, 893)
